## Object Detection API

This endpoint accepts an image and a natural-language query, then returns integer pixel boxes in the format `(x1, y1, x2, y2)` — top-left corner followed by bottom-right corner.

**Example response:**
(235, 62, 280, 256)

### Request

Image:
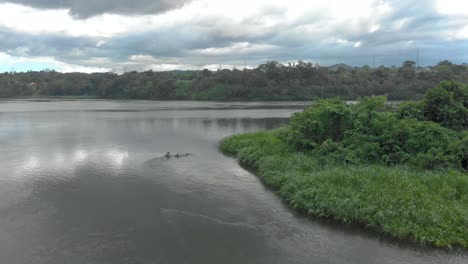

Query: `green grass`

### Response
(220, 131, 468, 248)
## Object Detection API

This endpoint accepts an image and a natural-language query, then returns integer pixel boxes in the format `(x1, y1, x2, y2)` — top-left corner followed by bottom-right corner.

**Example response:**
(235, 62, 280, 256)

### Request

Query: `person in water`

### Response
(165, 152, 190, 159)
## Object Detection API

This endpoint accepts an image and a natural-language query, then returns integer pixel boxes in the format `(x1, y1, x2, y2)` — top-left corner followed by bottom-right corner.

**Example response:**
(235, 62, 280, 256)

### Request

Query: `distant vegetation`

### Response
(220, 81, 468, 247)
(1, 60, 468, 101)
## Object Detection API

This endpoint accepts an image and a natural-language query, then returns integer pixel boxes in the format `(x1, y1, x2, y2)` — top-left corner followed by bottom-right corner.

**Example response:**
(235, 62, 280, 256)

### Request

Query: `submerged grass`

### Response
(220, 131, 468, 248)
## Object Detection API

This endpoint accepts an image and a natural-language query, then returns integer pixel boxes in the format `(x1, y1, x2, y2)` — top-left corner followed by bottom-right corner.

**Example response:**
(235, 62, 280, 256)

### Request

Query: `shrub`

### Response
(450, 133, 468, 170)
(286, 99, 352, 149)
(286, 94, 462, 169)
(397, 101, 423, 120)
(421, 81, 468, 130)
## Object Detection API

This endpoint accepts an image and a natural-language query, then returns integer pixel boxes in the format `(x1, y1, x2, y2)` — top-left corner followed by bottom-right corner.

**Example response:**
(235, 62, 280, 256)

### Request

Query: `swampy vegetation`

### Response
(220, 81, 468, 248)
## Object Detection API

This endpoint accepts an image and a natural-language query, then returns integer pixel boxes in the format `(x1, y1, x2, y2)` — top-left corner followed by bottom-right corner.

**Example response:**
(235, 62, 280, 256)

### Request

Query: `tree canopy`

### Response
(1, 61, 468, 101)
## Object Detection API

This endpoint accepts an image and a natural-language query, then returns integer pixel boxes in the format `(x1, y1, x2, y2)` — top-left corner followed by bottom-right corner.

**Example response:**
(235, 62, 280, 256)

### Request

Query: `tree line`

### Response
(1, 60, 467, 100)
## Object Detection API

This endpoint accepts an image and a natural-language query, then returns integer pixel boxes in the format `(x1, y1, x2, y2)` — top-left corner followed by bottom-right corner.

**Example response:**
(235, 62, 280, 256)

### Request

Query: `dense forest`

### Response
(1, 60, 468, 101)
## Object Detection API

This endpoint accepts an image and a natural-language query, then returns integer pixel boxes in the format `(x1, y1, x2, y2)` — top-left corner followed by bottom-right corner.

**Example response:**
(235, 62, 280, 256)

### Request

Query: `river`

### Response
(0, 99, 465, 264)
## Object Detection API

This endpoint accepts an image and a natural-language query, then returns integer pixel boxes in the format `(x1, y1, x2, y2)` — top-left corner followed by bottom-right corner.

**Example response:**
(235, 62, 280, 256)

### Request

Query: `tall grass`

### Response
(220, 131, 468, 248)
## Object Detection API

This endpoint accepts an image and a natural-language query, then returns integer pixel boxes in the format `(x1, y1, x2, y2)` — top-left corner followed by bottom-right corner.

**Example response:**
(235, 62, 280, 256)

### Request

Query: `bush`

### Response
(286, 99, 352, 149)
(397, 101, 423, 120)
(285, 94, 463, 169)
(420, 81, 468, 130)
(397, 81, 468, 130)
(450, 133, 468, 170)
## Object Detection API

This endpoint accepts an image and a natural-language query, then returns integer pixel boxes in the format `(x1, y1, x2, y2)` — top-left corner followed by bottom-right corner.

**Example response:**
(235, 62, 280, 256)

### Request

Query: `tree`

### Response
(421, 81, 468, 130)
(398, 60, 416, 80)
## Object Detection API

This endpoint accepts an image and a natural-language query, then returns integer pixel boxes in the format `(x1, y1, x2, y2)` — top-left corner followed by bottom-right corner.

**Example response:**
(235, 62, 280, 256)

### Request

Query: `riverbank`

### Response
(0, 95, 99, 101)
(220, 130, 467, 248)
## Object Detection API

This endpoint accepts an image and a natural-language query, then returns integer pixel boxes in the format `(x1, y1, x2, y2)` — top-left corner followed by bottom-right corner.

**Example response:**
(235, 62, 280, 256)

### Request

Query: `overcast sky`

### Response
(0, 0, 467, 73)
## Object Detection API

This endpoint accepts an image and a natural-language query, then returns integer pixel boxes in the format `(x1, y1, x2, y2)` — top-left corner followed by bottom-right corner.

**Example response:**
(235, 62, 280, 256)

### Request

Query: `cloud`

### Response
(0, 3, 158, 37)
(0, 0, 190, 18)
(0, 0, 467, 72)
(436, 0, 468, 16)
(0, 52, 110, 73)
(190, 42, 278, 56)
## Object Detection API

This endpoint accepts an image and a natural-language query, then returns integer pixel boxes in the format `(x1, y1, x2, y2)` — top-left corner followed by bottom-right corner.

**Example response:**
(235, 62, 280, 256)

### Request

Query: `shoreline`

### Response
(219, 131, 468, 249)
(0, 96, 407, 104)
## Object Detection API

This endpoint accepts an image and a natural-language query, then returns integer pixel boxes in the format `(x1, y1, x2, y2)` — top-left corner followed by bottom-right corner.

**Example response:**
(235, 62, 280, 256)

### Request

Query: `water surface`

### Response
(0, 100, 465, 264)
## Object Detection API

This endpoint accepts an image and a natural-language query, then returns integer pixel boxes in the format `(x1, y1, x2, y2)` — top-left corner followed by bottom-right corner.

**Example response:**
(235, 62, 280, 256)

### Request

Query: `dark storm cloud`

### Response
(258, 0, 465, 65)
(0, 0, 190, 18)
(0, 26, 113, 68)
(0, 0, 467, 71)
(0, 27, 94, 55)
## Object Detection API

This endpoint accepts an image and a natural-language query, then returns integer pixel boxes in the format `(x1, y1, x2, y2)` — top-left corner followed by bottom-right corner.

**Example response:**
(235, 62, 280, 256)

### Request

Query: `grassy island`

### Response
(220, 81, 468, 248)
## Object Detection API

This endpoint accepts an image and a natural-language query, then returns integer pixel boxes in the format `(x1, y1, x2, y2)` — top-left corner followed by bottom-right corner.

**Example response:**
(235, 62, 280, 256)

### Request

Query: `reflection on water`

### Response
(0, 100, 466, 264)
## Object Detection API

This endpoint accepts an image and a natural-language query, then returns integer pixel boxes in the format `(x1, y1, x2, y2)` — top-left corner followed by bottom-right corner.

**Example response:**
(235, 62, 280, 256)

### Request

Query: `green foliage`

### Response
(350, 96, 387, 133)
(397, 101, 423, 120)
(2, 61, 468, 101)
(220, 132, 468, 248)
(285, 99, 352, 149)
(286, 93, 463, 170)
(450, 133, 468, 170)
(174, 80, 192, 98)
(420, 81, 468, 130)
(195, 84, 228, 100)
(397, 81, 468, 131)
(351, 116, 457, 169)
